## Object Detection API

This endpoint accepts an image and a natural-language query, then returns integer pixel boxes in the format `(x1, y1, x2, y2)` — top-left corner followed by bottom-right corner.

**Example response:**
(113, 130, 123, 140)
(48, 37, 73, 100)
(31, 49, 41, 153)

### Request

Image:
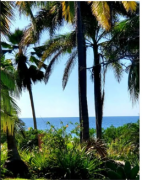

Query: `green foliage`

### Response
(1, 143, 13, 177)
(17, 123, 104, 179)
(2, 121, 139, 179)
(104, 120, 139, 166)
(106, 161, 139, 180)
(40, 122, 103, 179)
(16, 128, 43, 151)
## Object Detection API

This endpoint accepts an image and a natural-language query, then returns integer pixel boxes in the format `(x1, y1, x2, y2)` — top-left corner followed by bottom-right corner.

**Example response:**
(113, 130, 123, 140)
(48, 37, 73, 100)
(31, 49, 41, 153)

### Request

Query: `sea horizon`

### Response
(21, 116, 139, 131)
(21, 115, 139, 118)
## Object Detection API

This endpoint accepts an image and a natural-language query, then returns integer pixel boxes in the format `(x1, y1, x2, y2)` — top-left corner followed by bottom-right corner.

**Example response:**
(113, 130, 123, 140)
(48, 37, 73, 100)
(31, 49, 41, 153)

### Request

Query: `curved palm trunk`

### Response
(76, 1, 89, 142)
(93, 42, 104, 139)
(6, 128, 21, 160)
(5, 128, 29, 178)
(28, 86, 37, 130)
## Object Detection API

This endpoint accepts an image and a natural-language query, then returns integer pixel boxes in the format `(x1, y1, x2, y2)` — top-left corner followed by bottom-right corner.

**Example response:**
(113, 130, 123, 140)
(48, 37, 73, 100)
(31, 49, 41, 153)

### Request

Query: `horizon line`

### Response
(20, 115, 139, 118)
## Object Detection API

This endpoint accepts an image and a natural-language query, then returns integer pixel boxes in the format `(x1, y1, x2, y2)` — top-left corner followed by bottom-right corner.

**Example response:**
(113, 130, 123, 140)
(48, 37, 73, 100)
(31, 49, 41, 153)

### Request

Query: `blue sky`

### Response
(9, 10, 139, 118)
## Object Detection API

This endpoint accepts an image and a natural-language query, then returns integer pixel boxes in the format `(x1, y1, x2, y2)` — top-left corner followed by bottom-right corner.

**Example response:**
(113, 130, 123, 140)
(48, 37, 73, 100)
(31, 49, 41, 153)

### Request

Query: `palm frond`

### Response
(16, 1, 36, 22)
(37, 31, 76, 68)
(44, 49, 63, 84)
(1, 70, 15, 90)
(122, 1, 137, 12)
(28, 65, 44, 83)
(109, 61, 123, 83)
(61, 1, 75, 23)
(29, 56, 47, 70)
(88, 1, 111, 31)
(1, 87, 20, 135)
(1, 42, 13, 49)
(20, 26, 37, 46)
(1, 1, 15, 37)
(62, 50, 77, 89)
(7, 29, 24, 45)
(128, 63, 139, 103)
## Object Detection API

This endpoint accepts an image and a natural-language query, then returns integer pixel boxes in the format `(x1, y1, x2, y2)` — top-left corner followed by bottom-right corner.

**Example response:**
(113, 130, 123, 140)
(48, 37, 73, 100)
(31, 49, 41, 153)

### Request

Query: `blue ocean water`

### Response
(21, 116, 139, 132)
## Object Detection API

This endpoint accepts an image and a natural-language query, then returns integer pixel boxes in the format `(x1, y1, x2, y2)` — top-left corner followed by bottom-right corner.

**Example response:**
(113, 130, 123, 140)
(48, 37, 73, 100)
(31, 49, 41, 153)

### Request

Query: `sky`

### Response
(7, 8, 139, 118)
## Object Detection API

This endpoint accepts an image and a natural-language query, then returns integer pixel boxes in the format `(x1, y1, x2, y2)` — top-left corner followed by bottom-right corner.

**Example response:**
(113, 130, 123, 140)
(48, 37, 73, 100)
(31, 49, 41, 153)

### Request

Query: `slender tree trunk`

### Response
(28, 87, 37, 130)
(93, 42, 103, 139)
(76, 1, 89, 142)
(6, 128, 21, 161)
(79, 89, 82, 143)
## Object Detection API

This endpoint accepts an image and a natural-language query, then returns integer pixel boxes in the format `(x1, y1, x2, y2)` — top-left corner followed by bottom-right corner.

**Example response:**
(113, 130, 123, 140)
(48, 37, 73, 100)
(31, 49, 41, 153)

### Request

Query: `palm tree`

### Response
(2, 29, 45, 130)
(57, 1, 137, 140)
(75, 2, 89, 141)
(1, 55, 30, 178)
(102, 13, 139, 103)
(16, 1, 137, 141)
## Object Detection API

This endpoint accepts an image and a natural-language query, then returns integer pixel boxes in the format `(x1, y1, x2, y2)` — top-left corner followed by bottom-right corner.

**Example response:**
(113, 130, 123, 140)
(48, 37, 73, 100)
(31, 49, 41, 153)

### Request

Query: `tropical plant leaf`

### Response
(124, 161, 131, 178)
(61, 1, 75, 23)
(116, 167, 126, 179)
(88, 1, 111, 31)
(130, 164, 139, 179)
(44, 49, 63, 84)
(122, 1, 137, 12)
(1, 1, 14, 38)
(107, 170, 121, 179)
(29, 55, 47, 70)
(62, 50, 77, 89)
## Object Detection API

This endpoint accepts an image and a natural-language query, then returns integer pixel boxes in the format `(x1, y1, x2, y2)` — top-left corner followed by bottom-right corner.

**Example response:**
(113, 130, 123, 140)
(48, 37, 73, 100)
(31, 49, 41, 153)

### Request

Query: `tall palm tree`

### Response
(16, 1, 89, 142)
(55, 1, 137, 140)
(2, 29, 45, 130)
(75, 2, 89, 141)
(16, 1, 137, 141)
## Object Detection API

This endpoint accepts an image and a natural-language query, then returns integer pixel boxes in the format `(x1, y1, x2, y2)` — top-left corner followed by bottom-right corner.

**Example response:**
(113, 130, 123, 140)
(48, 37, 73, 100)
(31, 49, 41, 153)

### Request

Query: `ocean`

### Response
(21, 116, 139, 132)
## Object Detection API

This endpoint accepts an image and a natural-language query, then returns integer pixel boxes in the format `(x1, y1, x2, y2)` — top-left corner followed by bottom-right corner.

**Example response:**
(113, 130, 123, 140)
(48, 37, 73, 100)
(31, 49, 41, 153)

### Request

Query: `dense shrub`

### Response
(18, 122, 104, 179)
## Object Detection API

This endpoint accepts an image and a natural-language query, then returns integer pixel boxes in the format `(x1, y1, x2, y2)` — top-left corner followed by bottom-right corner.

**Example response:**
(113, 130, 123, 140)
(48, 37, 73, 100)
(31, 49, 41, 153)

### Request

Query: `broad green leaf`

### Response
(116, 167, 126, 179)
(124, 161, 131, 178)
(106, 161, 117, 171)
(107, 170, 122, 179)
(130, 165, 139, 179)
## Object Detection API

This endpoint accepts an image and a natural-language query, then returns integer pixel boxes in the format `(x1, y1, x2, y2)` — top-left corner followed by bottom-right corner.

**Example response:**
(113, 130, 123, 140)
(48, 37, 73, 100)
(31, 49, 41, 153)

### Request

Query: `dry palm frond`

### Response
(20, 26, 36, 46)
(88, 1, 111, 31)
(62, 50, 77, 89)
(122, 1, 137, 12)
(86, 138, 107, 158)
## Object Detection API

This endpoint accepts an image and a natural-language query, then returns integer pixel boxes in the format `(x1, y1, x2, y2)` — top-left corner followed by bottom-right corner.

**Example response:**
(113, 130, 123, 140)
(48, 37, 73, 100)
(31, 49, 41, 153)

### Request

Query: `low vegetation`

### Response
(1, 120, 139, 179)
